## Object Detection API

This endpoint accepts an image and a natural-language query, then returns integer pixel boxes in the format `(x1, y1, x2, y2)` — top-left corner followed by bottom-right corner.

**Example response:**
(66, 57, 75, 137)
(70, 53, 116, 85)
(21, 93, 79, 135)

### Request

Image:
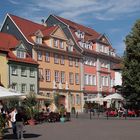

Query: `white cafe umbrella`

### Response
(87, 94, 104, 105)
(0, 86, 24, 98)
(104, 93, 124, 101)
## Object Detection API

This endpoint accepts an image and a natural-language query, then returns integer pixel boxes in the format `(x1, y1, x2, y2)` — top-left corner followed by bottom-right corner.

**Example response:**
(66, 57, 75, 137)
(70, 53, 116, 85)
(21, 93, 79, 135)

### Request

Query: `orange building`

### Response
(32, 26, 83, 112)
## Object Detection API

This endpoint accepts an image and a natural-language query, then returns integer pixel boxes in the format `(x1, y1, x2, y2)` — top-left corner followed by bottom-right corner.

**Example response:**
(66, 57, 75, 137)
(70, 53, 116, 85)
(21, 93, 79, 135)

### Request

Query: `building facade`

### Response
(1, 14, 83, 112)
(46, 15, 121, 102)
(0, 32, 38, 94)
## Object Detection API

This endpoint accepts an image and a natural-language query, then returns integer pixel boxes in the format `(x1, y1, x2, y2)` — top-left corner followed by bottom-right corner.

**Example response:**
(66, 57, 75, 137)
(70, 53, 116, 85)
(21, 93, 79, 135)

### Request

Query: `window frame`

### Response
(45, 69, 51, 82)
(21, 83, 26, 93)
(69, 72, 74, 84)
(21, 67, 27, 77)
(45, 52, 50, 62)
(55, 70, 59, 83)
(11, 66, 18, 76)
(54, 54, 59, 64)
(37, 51, 42, 61)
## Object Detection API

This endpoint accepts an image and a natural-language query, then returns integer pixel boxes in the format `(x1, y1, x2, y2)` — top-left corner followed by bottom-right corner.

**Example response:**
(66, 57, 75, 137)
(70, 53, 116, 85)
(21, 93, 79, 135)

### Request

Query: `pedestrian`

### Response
(15, 108, 25, 139)
(9, 108, 17, 135)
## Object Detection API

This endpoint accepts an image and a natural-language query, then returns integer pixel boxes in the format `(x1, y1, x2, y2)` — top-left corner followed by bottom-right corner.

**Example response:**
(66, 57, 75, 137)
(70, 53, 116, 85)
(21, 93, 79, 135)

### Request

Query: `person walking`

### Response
(15, 108, 25, 139)
(9, 108, 17, 135)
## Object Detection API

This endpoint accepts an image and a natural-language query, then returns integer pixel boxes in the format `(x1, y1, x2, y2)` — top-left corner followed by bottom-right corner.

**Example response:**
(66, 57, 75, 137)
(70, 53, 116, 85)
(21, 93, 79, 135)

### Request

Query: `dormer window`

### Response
(68, 45, 73, 52)
(36, 36, 42, 44)
(17, 50, 26, 58)
(60, 40, 64, 49)
(75, 30, 85, 39)
(54, 38, 58, 48)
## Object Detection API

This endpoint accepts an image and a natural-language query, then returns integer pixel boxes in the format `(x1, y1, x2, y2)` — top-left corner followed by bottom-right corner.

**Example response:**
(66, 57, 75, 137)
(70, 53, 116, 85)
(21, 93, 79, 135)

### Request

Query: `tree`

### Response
(122, 19, 140, 104)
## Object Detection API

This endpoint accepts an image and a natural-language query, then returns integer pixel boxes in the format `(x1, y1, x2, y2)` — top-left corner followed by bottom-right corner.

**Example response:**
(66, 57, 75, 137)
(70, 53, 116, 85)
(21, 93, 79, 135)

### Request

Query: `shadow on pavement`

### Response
(4, 133, 41, 139)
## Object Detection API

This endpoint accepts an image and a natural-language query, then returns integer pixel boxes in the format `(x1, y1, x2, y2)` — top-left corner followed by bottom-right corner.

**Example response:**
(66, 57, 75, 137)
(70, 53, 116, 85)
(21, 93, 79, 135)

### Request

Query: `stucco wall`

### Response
(0, 53, 8, 88)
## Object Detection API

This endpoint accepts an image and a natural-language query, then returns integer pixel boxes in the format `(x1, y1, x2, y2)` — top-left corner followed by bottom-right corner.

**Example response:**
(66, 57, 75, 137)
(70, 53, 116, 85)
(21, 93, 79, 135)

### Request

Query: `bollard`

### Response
(106, 111, 108, 120)
(90, 110, 92, 120)
(76, 111, 78, 118)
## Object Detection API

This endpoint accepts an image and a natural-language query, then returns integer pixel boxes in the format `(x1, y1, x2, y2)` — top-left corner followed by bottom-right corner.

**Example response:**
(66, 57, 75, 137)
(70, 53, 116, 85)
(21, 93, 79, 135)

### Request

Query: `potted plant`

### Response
(59, 105, 66, 122)
(0, 114, 5, 140)
(23, 92, 37, 125)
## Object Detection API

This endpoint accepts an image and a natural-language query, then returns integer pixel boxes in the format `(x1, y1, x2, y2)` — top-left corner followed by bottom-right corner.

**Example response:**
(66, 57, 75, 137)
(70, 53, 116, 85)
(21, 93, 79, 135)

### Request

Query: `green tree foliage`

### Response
(122, 19, 140, 102)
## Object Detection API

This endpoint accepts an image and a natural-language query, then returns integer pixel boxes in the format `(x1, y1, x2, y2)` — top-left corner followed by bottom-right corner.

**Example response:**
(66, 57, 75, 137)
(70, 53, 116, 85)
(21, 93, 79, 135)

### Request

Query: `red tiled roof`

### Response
(0, 32, 38, 65)
(41, 25, 58, 37)
(9, 14, 45, 44)
(0, 32, 20, 49)
(9, 14, 61, 43)
(55, 15, 101, 39)
(54, 15, 115, 53)
(54, 15, 105, 54)
(7, 51, 38, 65)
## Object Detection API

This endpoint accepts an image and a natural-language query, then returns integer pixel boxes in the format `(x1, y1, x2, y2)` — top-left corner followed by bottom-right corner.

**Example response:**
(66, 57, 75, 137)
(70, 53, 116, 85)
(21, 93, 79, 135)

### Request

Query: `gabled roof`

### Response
(0, 32, 20, 49)
(51, 15, 114, 52)
(41, 25, 59, 37)
(54, 15, 101, 39)
(0, 32, 38, 65)
(8, 14, 45, 44)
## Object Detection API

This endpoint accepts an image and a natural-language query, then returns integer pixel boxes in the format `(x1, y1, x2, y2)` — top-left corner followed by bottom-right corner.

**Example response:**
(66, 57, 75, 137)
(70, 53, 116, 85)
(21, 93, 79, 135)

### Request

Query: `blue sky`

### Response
(0, 0, 140, 56)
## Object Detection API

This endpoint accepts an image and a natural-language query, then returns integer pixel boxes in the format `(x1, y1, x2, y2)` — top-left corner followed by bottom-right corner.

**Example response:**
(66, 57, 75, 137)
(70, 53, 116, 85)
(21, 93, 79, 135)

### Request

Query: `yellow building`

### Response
(0, 50, 8, 88)
(32, 25, 83, 112)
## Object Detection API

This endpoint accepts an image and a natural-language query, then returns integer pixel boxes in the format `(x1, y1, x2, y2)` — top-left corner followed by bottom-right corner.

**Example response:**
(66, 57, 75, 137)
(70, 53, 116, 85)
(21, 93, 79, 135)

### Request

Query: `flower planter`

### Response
(28, 119, 36, 125)
(60, 117, 65, 123)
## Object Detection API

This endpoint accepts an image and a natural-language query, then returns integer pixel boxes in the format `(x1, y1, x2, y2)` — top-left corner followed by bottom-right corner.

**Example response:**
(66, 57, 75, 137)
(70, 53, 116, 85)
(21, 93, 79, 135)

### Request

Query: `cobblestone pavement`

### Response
(4, 113, 140, 140)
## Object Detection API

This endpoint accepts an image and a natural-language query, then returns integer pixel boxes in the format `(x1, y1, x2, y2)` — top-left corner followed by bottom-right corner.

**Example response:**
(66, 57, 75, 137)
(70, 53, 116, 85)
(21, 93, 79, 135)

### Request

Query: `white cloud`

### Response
(8, 0, 140, 22)
(8, 0, 19, 5)
(29, 0, 140, 21)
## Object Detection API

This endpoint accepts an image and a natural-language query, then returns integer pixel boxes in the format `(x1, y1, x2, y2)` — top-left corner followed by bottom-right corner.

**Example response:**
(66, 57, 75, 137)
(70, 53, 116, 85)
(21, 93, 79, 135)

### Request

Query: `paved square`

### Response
(4, 115, 140, 140)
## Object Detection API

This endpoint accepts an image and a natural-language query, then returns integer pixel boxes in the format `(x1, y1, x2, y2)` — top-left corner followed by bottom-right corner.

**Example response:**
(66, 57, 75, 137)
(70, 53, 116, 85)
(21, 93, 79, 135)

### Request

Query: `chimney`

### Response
(41, 19, 47, 26)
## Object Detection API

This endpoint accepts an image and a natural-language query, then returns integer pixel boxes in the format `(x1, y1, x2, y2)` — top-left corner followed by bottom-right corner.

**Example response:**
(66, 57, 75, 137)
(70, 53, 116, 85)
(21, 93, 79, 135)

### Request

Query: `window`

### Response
(39, 68, 43, 80)
(37, 51, 42, 60)
(71, 95, 75, 105)
(92, 75, 96, 85)
(75, 58, 79, 67)
(61, 71, 65, 83)
(45, 52, 50, 62)
(21, 84, 26, 93)
(54, 39, 58, 47)
(84, 74, 88, 85)
(17, 50, 25, 58)
(69, 57, 73, 66)
(6, 24, 9, 30)
(36, 36, 42, 44)
(88, 75, 92, 85)
(11, 83, 17, 91)
(76, 94, 81, 105)
(21, 67, 27, 76)
(30, 68, 35, 77)
(54, 54, 59, 64)
(105, 76, 108, 86)
(55, 71, 59, 82)
(60, 55, 65, 65)
(75, 73, 79, 84)
(46, 69, 51, 81)
(69, 72, 74, 84)
(60, 40, 64, 49)
(30, 84, 35, 92)
(101, 76, 108, 86)
(68, 45, 73, 52)
(11, 66, 18, 75)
